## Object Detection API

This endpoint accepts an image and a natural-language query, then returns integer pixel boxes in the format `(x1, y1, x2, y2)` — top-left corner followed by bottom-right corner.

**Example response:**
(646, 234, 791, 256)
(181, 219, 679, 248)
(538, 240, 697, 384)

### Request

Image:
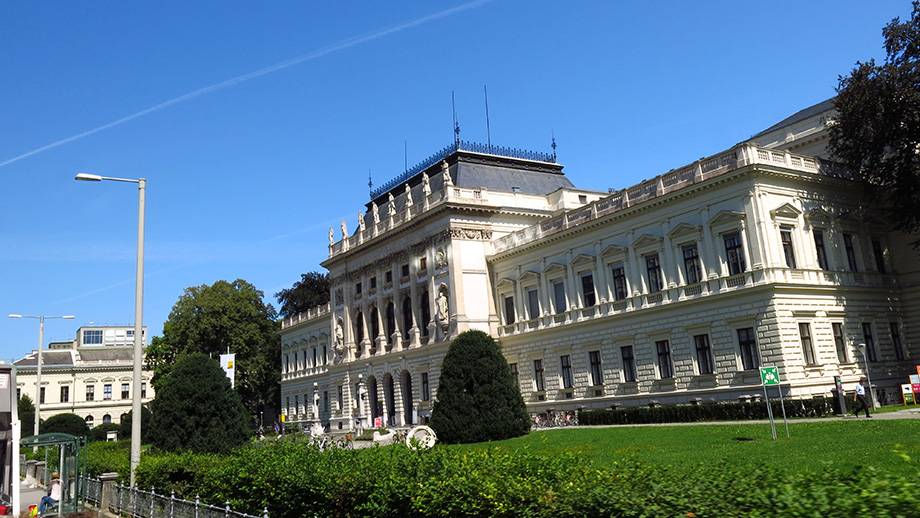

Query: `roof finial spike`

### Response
(484, 85, 492, 153)
(551, 129, 557, 162)
(452, 91, 460, 147)
(368, 169, 373, 199)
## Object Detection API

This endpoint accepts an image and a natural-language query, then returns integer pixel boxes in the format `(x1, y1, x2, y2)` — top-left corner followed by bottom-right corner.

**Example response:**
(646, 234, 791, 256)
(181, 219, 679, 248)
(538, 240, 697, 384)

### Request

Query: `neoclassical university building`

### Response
(280, 99, 918, 432)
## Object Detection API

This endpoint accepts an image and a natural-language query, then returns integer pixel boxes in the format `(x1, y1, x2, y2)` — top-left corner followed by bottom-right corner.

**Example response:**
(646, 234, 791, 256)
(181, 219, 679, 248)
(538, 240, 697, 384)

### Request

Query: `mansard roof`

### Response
(750, 98, 836, 140)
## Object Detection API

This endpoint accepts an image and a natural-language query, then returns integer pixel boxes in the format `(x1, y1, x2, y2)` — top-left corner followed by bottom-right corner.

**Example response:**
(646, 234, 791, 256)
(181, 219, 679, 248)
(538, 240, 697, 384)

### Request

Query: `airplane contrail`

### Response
(0, 0, 494, 169)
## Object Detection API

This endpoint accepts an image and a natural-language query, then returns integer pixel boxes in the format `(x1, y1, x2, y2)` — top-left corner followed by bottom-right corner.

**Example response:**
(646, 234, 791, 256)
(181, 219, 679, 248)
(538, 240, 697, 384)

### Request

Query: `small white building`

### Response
(14, 325, 154, 429)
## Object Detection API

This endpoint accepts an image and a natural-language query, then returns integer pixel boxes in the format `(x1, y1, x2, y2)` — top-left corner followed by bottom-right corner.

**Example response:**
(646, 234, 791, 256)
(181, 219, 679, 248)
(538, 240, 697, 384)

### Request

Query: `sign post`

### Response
(760, 367, 789, 439)
(760, 367, 778, 440)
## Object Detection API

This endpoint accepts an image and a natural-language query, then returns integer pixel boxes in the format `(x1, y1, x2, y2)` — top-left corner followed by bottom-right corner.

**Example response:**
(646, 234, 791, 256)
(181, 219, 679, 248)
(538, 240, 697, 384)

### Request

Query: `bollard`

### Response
(99, 472, 119, 513)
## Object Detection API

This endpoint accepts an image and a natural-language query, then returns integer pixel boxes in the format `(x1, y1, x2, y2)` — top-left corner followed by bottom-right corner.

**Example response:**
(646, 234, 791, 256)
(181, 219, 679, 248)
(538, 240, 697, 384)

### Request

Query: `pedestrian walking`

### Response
(854, 378, 872, 418)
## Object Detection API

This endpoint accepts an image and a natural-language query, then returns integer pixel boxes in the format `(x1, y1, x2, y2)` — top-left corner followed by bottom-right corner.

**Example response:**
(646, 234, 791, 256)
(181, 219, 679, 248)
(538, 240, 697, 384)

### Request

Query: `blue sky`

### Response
(1, 1, 909, 360)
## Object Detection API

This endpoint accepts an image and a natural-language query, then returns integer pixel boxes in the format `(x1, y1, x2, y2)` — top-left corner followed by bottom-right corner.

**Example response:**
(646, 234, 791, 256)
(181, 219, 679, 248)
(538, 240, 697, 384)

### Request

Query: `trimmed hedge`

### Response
(128, 442, 920, 518)
(579, 397, 841, 426)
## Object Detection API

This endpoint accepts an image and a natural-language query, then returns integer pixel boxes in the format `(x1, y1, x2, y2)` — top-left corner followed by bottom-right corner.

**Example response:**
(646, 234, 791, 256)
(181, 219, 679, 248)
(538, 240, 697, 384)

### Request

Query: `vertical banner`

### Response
(220, 353, 236, 389)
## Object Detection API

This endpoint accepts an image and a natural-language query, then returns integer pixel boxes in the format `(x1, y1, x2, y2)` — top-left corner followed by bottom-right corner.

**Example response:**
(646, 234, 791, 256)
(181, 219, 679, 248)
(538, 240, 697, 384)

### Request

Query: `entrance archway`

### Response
(401, 370, 414, 425)
(383, 373, 395, 426)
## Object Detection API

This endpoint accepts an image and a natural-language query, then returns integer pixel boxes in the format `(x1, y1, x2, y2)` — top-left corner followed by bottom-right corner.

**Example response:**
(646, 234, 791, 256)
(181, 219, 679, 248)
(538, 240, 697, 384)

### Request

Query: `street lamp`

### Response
(75, 172, 145, 487)
(8, 314, 75, 436)
(856, 342, 877, 409)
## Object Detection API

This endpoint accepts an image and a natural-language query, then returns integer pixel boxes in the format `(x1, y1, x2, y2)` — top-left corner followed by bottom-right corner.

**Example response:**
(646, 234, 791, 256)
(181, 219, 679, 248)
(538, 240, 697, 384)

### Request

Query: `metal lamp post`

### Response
(8, 314, 75, 436)
(856, 342, 877, 409)
(75, 172, 145, 487)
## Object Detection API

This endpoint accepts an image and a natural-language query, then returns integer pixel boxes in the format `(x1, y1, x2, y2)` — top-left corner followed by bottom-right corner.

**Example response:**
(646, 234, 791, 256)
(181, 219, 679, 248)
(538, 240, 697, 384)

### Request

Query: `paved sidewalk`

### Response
(17, 485, 45, 516)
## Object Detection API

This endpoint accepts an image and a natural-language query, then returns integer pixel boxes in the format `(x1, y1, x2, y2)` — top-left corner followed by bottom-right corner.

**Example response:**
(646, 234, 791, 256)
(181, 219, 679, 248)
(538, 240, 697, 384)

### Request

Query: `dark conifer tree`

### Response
(429, 330, 530, 443)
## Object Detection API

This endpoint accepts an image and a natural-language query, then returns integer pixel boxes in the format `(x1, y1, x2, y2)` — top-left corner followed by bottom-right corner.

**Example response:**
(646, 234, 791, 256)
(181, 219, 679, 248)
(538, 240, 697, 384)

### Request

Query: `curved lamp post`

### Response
(75, 172, 145, 487)
(8, 314, 74, 436)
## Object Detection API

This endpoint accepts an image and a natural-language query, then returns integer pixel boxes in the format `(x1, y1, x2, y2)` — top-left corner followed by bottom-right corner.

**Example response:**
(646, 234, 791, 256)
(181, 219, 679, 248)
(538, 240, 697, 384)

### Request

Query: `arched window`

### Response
(385, 303, 396, 344)
(84, 415, 94, 428)
(420, 291, 430, 337)
(371, 307, 380, 339)
(402, 297, 413, 339)
(102, 414, 112, 424)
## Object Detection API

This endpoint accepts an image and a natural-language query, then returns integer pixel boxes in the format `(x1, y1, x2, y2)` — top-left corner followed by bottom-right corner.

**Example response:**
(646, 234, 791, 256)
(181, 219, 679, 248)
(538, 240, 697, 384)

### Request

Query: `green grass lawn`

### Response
(458, 419, 920, 477)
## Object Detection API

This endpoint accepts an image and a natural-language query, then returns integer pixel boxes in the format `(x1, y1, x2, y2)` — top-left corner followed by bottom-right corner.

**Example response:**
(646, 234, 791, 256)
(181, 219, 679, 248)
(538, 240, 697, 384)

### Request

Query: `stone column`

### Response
(99, 472, 120, 513)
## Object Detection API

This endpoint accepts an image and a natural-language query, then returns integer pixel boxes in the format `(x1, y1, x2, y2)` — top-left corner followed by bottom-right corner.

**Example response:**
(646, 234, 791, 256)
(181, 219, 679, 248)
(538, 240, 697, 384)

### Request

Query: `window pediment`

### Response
(600, 244, 628, 258)
(543, 262, 566, 275)
(803, 207, 833, 223)
(708, 210, 745, 227)
(571, 254, 595, 267)
(667, 223, 702, 239)
(496, 277, 516, 289)
(519, 270, 540, 283)
(631, 234, 663, 249)
(770, 202, 803, 219)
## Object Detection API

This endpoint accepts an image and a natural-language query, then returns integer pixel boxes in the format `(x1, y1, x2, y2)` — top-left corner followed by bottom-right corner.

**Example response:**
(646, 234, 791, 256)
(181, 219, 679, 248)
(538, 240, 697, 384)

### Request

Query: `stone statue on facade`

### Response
(422, 171, 431, 196)
(333, 321, 345, 356)
(441, 160, 452, 188)
(436, 286, 449, 332)
(405, 183, 413, 207)
(329, 226, 334, 245)
(341, 218, 348, 238)
(372, 202, 379, 224)
(388, 192, 396, 218)
(358, 211, 365, 233)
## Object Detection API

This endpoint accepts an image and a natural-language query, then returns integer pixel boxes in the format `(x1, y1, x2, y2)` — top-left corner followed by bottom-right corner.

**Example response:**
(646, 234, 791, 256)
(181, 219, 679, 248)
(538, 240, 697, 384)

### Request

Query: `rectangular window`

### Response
(86, 385, 95, 401)
(694, 334, 714, 375)
(533, 359, 545, 392)
(527, 288, 540, 320)
(83, 329, 103, 345)
(121, 383, 129, 399)
(872, 238, 886, 274)
(612, 265, 627, 300)
(323, 391, 329, 413)
(737, 327, 759, 370)
(799, 323, 816, 365)
(508, 364, 519, 389)
(832, 323, 849, 363)
(104, 384, 112, 400)
(656, 340, 673, 379)
(385, 271, 392, 283)
(724, 232, 746, 275)
(589, 351, 604, 386)
(890, 323, 905, 361)
(621, 346, 637, 382)
(40, 387, 45, 404)
(401, 264, 410, 277)
(780, 227, 797, 268)
(60, 386, 69, 403)
(421, 372, 430, 400)
(645, 254, 662, 292)
(295, 395, 300, 414)
(503, 295, 516, 325)
(813, 230, 829, 270)
(862, 323, 877, 361)
(552, 280, 566, 314)
(370, 277, 377, 289)
(560, 355, 574, 389)
(580, 273, 596, 307)
(682, 243, 702, 284)
(286, 397, 290, 416)
(141, 382, 147, 398)
(355, 282, 362, 295)
(419, 257, 427, 270)
(843, 234, 858, 271)
(337, 386, 344, 410)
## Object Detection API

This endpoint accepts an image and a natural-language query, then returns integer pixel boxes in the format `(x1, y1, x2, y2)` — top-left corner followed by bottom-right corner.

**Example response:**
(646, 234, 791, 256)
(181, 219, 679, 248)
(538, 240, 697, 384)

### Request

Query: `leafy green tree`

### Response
(18, 395, 35, 437)
(118, 406, 152, 443)
(429, 330, 530, 443)
(147, 279, 280, 413)
(829, 1, 920, 235)
(40, 413, 90, 437)
(149, 353, 251, 454)
(275, 271, 330, 319)
(89, 423, 121, 442)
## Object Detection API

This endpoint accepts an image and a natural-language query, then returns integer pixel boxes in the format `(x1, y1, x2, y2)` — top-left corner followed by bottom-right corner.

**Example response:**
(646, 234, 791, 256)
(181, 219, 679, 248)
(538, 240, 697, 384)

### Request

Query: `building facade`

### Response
(14, 325, 154, 428)
(281, 102, 918, 433)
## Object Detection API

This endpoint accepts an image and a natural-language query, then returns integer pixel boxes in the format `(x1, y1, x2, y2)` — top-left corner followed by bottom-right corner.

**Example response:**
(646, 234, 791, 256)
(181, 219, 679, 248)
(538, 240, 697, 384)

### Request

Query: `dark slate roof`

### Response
(453, 161, 574, 195)
(750, 98, 836, 139)
(78, 348, 134, 362)
(14, 351, 74, 367)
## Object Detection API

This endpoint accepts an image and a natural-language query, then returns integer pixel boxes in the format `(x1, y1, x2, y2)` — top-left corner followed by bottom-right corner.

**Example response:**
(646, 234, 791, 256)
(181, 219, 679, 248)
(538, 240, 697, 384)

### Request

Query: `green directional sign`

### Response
(760, 366, 780, 386)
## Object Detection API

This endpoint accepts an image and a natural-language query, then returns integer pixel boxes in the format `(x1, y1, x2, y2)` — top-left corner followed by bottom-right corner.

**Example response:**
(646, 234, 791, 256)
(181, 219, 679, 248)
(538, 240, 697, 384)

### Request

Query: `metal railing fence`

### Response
(82, 476, 266, 518)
